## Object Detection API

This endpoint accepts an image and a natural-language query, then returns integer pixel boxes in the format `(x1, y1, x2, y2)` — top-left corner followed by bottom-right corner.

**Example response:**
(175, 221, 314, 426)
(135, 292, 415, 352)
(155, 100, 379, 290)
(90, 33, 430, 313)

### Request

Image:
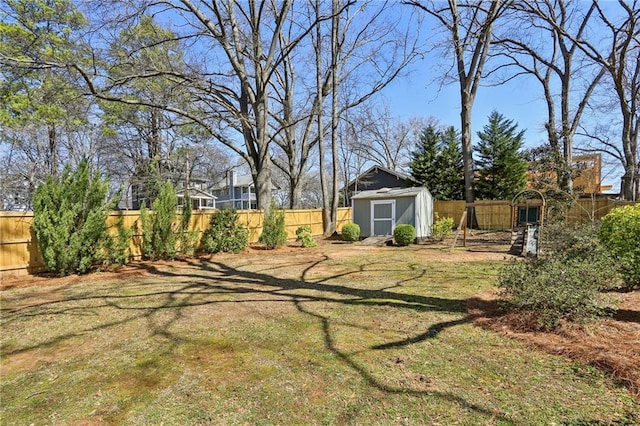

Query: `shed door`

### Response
(371, 200, 396, 236)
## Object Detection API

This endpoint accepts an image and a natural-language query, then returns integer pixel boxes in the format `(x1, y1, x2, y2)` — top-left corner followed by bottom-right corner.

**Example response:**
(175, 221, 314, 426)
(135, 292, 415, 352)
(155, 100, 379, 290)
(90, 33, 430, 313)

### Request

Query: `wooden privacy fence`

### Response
(434, 198, 639, 230)
(0, 208, 352, 278)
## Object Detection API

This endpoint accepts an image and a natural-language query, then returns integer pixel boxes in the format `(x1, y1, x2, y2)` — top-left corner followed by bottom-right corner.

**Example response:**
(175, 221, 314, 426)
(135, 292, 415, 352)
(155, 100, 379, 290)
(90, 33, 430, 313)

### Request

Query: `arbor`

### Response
(475, 111, 527, 200)
(409, 125, 464, 200)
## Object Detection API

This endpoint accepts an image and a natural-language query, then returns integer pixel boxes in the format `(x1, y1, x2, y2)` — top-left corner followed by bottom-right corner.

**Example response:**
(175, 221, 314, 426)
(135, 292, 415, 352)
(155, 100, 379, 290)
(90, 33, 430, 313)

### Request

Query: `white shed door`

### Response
(371, 200, 396, 236)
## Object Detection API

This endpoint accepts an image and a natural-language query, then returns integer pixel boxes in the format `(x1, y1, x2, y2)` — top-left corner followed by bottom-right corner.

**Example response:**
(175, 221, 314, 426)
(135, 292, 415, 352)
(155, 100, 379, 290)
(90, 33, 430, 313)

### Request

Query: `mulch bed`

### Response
(467, 290, 640, 397)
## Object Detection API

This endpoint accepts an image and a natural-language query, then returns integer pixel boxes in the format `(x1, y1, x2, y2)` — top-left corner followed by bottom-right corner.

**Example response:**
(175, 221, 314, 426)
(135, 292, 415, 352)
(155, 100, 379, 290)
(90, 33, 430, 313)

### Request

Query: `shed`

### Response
(351, 187, 434, 241)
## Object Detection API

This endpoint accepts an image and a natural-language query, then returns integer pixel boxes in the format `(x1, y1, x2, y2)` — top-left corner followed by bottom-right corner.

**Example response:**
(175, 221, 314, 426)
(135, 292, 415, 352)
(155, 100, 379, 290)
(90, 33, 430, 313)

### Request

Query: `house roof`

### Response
(350, 186, 431, 200)
(210, 174, 254, 190)
(344, 165, 418, 190)
(176, 187, 217, 200)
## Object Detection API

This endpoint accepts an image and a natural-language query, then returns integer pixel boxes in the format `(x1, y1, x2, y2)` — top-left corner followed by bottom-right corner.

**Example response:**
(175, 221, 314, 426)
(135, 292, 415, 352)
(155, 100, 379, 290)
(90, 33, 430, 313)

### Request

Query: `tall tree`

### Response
(566, 1, 639, 200)
(404, 0, 510, 223)
(409, 125, 464, 200)
(494, 0, 605, 194)
(0, 0, 90, 208)
(475, 111, 527, 200)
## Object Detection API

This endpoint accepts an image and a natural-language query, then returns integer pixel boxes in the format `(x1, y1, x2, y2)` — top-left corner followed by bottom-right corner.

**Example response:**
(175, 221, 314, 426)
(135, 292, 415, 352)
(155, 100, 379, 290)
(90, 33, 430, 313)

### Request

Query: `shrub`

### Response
(393, 224, 416, 246)
(177, 194, 199, 257)
(201, 208, 249, 254)
(259, 207, 287, 249)
(341, 223, 360, 242)
(499, 223, 618, 330)
(600, 204, 640, 289)
(431, 213, 454, 240)
(32, 160, 119, 275)
(104, 214, 132, 268)
(140, 182, 178, 260)
(296, 225, 317, 248)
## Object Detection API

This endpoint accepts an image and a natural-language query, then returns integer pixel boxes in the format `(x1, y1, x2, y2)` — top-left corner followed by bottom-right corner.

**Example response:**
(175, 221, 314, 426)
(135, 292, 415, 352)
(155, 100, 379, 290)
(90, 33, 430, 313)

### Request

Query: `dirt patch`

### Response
(468, 290, 640, 397)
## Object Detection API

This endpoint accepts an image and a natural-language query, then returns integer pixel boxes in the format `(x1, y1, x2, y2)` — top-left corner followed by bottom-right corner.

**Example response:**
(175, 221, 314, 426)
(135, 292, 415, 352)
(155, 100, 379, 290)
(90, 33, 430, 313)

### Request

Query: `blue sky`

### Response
(381, 56, 621, 191)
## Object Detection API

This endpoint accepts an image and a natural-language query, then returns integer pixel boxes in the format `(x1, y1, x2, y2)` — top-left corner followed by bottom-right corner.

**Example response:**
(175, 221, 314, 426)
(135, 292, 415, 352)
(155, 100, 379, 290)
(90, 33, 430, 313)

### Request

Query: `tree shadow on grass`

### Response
(1, 254, 515, 422)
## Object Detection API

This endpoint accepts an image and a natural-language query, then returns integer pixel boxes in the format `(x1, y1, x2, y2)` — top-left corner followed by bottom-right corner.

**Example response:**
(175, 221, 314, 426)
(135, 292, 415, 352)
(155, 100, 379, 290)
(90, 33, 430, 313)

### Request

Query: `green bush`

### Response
(177, 194, 199, 257)
(140, 182, 178, 260)
(599, 204, 640, 289)
(104, 214, 132, 268)
(296, 225, 317, 248)
(259, 207, 288, 249)
(393, 224, 416, 246)
(499, 223, 618, 330)
(341, 223, 360, 242)
(432, 213, 454, 240)
(201, 208, 249, 254)
(32, 160, 119, 275)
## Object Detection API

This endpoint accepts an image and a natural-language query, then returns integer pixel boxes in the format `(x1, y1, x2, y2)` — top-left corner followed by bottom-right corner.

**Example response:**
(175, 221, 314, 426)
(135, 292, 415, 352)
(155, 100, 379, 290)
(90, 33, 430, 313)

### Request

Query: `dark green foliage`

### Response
(201, 208, 249, 254)
(259, 207, 287, 249)
(341, 223, 360, 242)
(600, 204, 640, 289)
(431, 213, 454, 240)
(499, 223, 618, 330)
(178, 194, 199, 257)
(409, 125, 464, 200)
(104, 214, 132, 268)
(295, 225, 316, 248)
(393, 224, 416, 246)
(139, 182, 178, 260)
(475, 111, 528, 200)
(32, 160, 117, 275)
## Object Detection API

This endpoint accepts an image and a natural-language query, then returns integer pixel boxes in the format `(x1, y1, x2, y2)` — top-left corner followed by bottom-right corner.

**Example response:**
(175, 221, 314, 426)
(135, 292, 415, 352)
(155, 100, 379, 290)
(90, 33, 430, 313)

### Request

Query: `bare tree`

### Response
(405, 0, 510, 224)
(566, 1, 639, 200)
(493, 0, 606, 194)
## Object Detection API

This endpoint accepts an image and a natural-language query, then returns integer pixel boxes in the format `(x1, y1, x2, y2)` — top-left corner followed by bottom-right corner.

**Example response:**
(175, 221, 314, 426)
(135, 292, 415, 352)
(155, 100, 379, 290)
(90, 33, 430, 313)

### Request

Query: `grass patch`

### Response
(1, 245, 638, 425)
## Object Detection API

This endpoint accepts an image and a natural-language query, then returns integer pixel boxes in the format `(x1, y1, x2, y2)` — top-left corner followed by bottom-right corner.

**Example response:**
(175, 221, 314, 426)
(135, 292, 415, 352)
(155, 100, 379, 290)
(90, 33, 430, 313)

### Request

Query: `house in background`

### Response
(343, 165, 418, 205)
(528, 153, 613, 195)
(177, 178, 216, 210)
(211, 170, 258, 210)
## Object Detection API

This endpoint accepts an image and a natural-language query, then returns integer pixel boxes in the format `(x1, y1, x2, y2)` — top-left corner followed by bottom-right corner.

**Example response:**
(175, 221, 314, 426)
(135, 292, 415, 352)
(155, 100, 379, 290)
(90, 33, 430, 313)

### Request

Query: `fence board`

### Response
(0, 207, 353, 279)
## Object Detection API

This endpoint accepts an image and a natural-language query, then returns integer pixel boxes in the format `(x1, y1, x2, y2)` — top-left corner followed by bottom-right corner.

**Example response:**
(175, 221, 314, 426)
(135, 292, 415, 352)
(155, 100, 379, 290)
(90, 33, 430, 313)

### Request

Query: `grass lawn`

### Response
(1, 242, 638, 425)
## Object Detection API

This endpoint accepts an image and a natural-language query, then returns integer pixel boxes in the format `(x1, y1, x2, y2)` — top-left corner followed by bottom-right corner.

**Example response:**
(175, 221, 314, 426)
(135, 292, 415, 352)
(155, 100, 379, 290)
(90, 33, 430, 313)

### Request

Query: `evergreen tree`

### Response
(475, 111, 528, 200)
(409, 125, 442, 190)
(435, 126, 465, 200)
(32, 160, 117, 275)
(409, 125, 464, 200)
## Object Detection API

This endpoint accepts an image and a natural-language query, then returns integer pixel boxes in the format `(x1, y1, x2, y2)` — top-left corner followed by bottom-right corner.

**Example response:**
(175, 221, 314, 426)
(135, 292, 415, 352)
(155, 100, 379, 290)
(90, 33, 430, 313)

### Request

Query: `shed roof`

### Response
(350, 186, 430, 200)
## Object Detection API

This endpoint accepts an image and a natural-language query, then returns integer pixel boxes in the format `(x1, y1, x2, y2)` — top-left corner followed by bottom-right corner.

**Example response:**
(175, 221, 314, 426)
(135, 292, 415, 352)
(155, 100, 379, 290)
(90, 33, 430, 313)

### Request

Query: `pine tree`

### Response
(409, 125, 442, 190)
(435, 126, 465, 200)
(475, 111, 528, 200)
(409, 125, 464, 200)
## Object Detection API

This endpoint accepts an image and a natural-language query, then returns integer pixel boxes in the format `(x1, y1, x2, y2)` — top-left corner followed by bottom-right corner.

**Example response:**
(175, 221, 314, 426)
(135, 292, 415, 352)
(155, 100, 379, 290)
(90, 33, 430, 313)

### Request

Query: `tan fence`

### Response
(0, 208, 352, 279)
(434, 198, 638, 230)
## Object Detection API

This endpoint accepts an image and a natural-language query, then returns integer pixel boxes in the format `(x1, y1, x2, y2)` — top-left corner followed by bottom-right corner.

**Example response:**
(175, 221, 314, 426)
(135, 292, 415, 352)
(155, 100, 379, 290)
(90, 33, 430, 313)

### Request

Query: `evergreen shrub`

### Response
(393, 224, 416, 246)
(296, 225, 316, 248)
(32, 160, 119, 275)
(341, 223, 360, 242)
(178, 195, 199, 257)
(599, 204, 640, 289)
(201, 208, 249, 254)
(259, 207, 287, 249)
(499, 223, 618, 330)
(140, 182, 178, 260)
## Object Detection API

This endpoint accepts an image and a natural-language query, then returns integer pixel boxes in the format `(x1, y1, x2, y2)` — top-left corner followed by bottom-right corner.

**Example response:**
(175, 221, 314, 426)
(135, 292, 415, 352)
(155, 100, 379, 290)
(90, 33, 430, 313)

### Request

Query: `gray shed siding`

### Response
(351, 187, 434, 240)
(396, 197, 415, 227)
(352, 198, 372, 236)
